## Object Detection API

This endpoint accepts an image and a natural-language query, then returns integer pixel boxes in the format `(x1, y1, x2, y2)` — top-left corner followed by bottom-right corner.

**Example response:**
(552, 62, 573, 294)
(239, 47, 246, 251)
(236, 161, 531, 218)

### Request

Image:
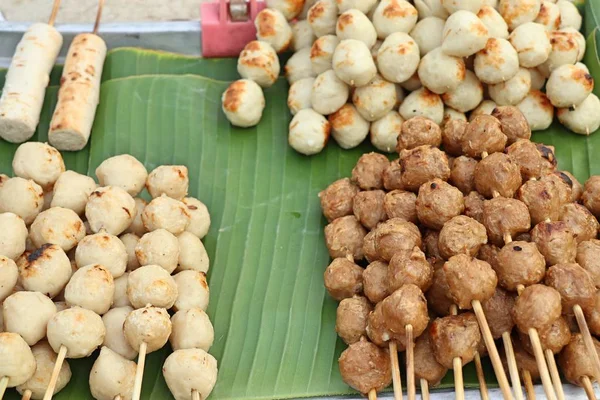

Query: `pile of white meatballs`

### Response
(0, 142, 217, 400)
(221, 0, 600, 156)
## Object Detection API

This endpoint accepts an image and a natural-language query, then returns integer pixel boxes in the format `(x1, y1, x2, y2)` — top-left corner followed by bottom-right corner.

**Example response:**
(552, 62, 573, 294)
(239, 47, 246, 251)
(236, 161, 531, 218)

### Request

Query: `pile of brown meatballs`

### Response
(319, 105, 600, 395)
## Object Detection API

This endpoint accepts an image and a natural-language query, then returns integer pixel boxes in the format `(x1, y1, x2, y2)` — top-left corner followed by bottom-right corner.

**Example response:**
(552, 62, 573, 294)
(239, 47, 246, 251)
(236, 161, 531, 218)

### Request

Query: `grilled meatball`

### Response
(430, 313, 482, 368)
(474, 153, 522, 199)
(324, 257, 364, 301)
(383, 159, 404, 191)
(426, 268, 454, 317)
(560, 203, 599, 244)
(577, 240, 600, 288)
(512, 284, 562, 333)
(558, 334, 600, 386)
(414, 332, 448, 387)
(512, 336, 541, 381)
(374, 218, 422, 262)
(584, 291, 600, 336)
(483, 197, 531, 246)
(450, 156, 478, 195)
(383, 190, 417, 223)
(388, 247, 433, 292)
(506, 139, 557, 180)
(363, 230, 379, 263)
(399, 146, 451, 192)
(546, 173, 573, 206)
(495, 241, 546, 291)
(438, 216, 487, 260)
(423, 230, 443, 262)
(561, 170, 583, 202)
(444, 254, 497, 309)
(363, 261, 390, 304)
(336, 296, 372, 345)
(461, 115, 507, 158)
(352, 153, 390, 190)
(531, 221, 577, 266)
(520, 316, 571, 356)
(491, 106, 531, 144)
(367, 302, 403, 348)
(478, 244, 501, 271)
(482, 288, 516, 339)
(416, 179, 464, 230)
(339, 337, 392, 394)
(518, 178, 566, 225)
(545, 263, 596, 314)
(319, 178, 360, 222)
(464, 191, 485, 223)
(583, 176, 600, 219)
(353, 190, 387, 230)
(442, 119, 468, 156)
(382, 284, 429, 338)
(396, 116, 442, 152)
(324, 216, 367, 260)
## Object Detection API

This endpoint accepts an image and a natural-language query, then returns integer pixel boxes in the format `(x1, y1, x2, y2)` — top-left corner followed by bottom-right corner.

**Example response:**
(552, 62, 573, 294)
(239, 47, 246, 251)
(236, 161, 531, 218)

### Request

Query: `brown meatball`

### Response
(414, 332, 448, 387)
(382, 284, 429, 337)
(426, 268, 454, 317)
(423, 230, 443, 262)
(474, 152, 522, 199)
(438, 215, 487, 259)
(560, 170, 583, 202)
(367, 302, 405, 349)
(319, 178, 360, 222)
(339, 337, 393, 394)
(520, 316, 571, 356)
(416, 179, 464, 230)
(374, 218, 422, 262)
(399, 146, 451, 192)
(517, 178, 565, 225)
(363, 261, 389, 304)
(491, 106, 531, 144)
(513, 232, 531, 242)
(396, 116, 442, 152)
(352, 152, 390, 190)
(388, 246, 434, 292)
(383, 190, 417, 223)
(512, 336, 541, 381)
(430, 313, 482, 368)
(583, 176, 600, 218)
(495, 241, 546, 291)
(464, 191, 485, 223)
(442, 119, 468, 156)
(505, 139, 557, 180)
(383, 159, 404, 191)
(353, 190, 387, 230)
(450, 156, 478, 195)
(336, 296, 373, 345)
(324, 216, 367, 260)
(444, 254, 497, 309)
(531, 221, 577, 266)
(584, 291, 600, 336)
(560, 203, 599, 244)
(482, 288, 516, 339)
(461, 115, 507, 158)
(477, 244, 501, 271)
(577, 240, 600, 288)
(363, 230, 379, 263)
(545, 173, 573, 206)
(324, 257, 364, 301)
(558, 334, 600, 386)
(512, 284, 562, 333)
(545, 263, 596, 314)
(482, 197, 531, 246)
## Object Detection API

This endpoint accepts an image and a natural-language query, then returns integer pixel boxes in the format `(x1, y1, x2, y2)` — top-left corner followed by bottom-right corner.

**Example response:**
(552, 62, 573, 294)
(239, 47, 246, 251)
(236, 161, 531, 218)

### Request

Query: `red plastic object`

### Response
(201, 0, 266, 58)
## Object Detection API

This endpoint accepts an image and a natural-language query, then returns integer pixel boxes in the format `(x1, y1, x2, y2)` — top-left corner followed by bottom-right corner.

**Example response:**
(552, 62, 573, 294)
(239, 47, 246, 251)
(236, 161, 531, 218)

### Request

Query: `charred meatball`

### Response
(414, 332, 448, 387)
(520, 316, 571, 356)
(319, 178, 360, 221)
(339, 337, 393, 394)
(483, 197, 531, 246)
(560, 203, 599, 244)
(491, 106, 531, 144)
(518, 178, 566, 225)
(430, 313, 482, 368)
(423, 230, 443, 263)
(464, 191, 485, 223)
(396, 117, 442, 152)
(474, 153, 522, 199)
(363, 230, 379, 263)
(444, 254, 498, 309)
(478, 244, 501, 271)
(461, 115, 507, 159)
(383, 159, 404, 191)
(558, 334, 600, 386)
(353, 190, 387, 230)
(363, 261, 389, 304)
(438, 216, 487, 259)
(512, 284, 562, 333)
(495, 241, 546, 291)
(582, 176, 600, 219)
(426, 268, 454, 317)
(352, 153, 390, 190)
(374, 218, 422, 262)
(584, 291, 600, 336)
(577, 240, 600, 288)
(561, 171, 583, 202)
(505, 139, 557, 180)
(325, 216, 367, 260)
(324, 257, 364, 301)
(388, 247, 433, 293)
(531, 221, 577, 266)
(399, 146, 451, 192)
(442, 119, 468, 157)
(416, 179, 464, 230)
(450, 156, 478, 195)
(545, 263, 596, 314)
(383, 190, 417, 223)
(482, 288, 516, 339)
(382, 284, 429, 338)
(336, 296, 373, 345)
(544, 173, 573, 207)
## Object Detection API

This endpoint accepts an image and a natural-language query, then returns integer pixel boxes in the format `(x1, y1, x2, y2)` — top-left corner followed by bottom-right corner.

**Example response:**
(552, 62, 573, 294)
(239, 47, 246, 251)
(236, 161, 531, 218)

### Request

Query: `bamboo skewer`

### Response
(474, 351, 490, 400)
(192, 390, 201, 400)
(48, 0, 62, 26)
(114, 396, 122, 400)
(21, 390, 32, 400)
(368, 389, 378, 400)
(502, 331, 524, 400)
(420, 379, 430, 400)
(581, 376, 597, 400)
(454, 357, 465, 400)
(0, 377, 8, 399)
(527, 327, 557, 400)
(132, 341, 148, 400)
(574, 304, 600, 383)
(389, 340, 403, 400)
(545, 349, 565, 400)
(42, 345, 67, 400)
(406, 325, 415, 400)
(522, 371, 536, 400)
(92, 0, 104, 34)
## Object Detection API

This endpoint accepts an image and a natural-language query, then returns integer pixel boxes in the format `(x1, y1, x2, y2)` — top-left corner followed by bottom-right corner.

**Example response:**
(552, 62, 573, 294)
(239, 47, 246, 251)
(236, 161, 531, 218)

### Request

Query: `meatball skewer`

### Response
(339, 337, 391, 399)
(558, 334, 600, 400)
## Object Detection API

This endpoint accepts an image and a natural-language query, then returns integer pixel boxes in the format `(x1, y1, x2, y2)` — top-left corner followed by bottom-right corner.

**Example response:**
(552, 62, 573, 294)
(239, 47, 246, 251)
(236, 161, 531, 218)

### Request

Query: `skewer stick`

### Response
(42, 345, 67, 400)
(368, 389, 378, 400)
(92, 0, 105, 35)
(114, 397, 122, 400)
(527, 328, 557, 400)
(544, 349, 565, 400)
(389, 340, 403, 400)
(192, 390, 201, 400)
(406, 325, 415, 400)
(22, 390, 32, 400)
(453, 357, 465, 400)
(581, 376, 597, 400)
(502, 332, 524, 400)
(474, 351, 490, 400)
(420, 379, 430, 400)
(522, 371, 536, 400)
(0, 377, 8, 399)
(574, 304, 600, 383)
(48, 0, 61, 26)
(132, 342, 148, 400)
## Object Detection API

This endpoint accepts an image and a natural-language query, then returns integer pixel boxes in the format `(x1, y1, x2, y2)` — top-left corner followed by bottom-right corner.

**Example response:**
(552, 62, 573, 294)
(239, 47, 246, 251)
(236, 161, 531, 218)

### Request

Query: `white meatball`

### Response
(560, 27, 586, 62)
(135, 229, 180, 273)
(370, 111, 404, 153)
(16, 341, 71, 399)
(142, 195, 190, 235)
(124, 306, 171, 353)
(266, 0, 305, 20)
(474, 38, 519, 84)
(336, 9, 377, 49)
(3, 291, 55, 346)
(0, 332, 36, 387)
(288, 108, 331, 155)
(127, 265, 177, 309)
(0, 256, 18, 302)
(336, 0, 378, 13)
(89, 346, 136, 400)
(557, 94, 600, 135)
(394, 84, 406, 108)
(288, 77, 314, 115)
(477, 6, 508, 39)
(255, 8, 293, 53)
(310, 35, 339, 74)
(301, 0, 319, 19)
(498, 0, 542, 30)
(177, 232, 210, 274)
(418, 47, 466, 94)
(399, 87, 444, 124)
(0, 174, 7, 187)
(12, 142, 65, 190)
(237, 40, 281, 88)
(517, 90, 555, 131)
(307, 0, 338, 37)
(488, 67, 532, 106)
(29, 207, 85, 252)
(535, 1, 561, 30)
(442, 0, 483, 13)
(546, 64, 594, 108)
(113, 272, 131, 308)
(222, 79, 266, 128)
(18, 244, 72, 298)
(410, 17, 445, 56)
(123, 197, 147, 237)
(0, 177, 43, 224)
(163, 349, 218, 400)
(95, 155, 147, 197)
(442, 11, 489, 57)
(75, 231, 127, 278)
(85, 186, 136, 236)
(181, 197, 211, 239)
(328, 104, 370, 149)
(54, 301, 69, 312)
(170, 308, 214, 352)
(377, 32, 420, 84)
(469, 99, 498, 121)
(443, 107, 468, 126)
(529, 67, 547, 90)
(401, 72, 423, 91)
(333, 39, 378, 87)
(51, 171, 96, 215)
(146, 165, 188, 200)
(372, 0, 419, 39)
(0, 213, 27, 261)
(47, 307, 105, 358)
(102, 306, 137, 360)
(557, 0, 582, 30)
(441, 70, 483, 112)
(538, 30, 579, 75)
(509, 23, 552, 68)
(285, 47, 316, 85)
(173, 270, 210, 312)
(120, 234, 140, 272)
(415, 0, 449, 19)
(65, 264, 114, 315)
(352, 74, 397, 122)
(311, 70, 349, 115)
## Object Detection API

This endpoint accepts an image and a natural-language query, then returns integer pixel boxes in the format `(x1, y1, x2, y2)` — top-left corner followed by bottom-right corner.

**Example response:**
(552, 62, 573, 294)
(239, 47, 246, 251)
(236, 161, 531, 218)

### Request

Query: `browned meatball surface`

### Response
(517, 177, 564, 225)
(383, 159, 404, 191)
(397, 116, 442, 152)
(424, 230, 443, 262)
(461, 115, 507, 158)
(577, 240, 600, 289)
(388, 246, 434, 292)
(430, 313, 482, 368)
(416, 179, 464, 230)
(531, 221, 577, 266)
(339, 337, 393, 394)
(353, 190, 387, 230)
(561, 170, 583, 202)
(324, 257, 364, 301)
(491, 106, 531, 144)
(366, 302, 406, 349)
(560, 203, 599, 244)
(558, 334, 600, 386)
(399, 146, 451, 192)
(438, 215, 488, 260)
(478, 244, 501, 271)
(319, 178, 360, 222)
(544, 173, 573, 207)
(363, 230, 379, 263)
(382, 284, 429, 338)
(520, 316, 571, 355)
(444, 254, 497, 309)
(464, 191, 485, 223)
(495, 241, 546, 291)
(512, 284, 562, 333)
(545, 263, 596, 314)
(426, 268, 454, 317)
(512, 336, 541, 381)
(505, 139, 557, 180)
(442, 119, 468, 156)
(325, 216, 367, 260)
(352, 152, 390, 190)
(583, 176, 600, 219)
(414, 332, 448, 387)
(585, 291, 600, 336)
(336, 296, 373, 345)
(450, 156, 478, 194)
(474, 153, 522, 199)
(363, 261, 389, 304)
(482, 288, 515, 339)
(383, 190, 417, 223)
(482, 197, 531, 246)
(374, 218, 422, 262)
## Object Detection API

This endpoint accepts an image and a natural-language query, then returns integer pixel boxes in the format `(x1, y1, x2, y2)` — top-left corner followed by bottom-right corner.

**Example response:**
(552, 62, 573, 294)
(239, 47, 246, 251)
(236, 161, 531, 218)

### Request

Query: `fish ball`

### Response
(509, 23, 551, 68)
(255, 8, 292, 53)
(0, 256, 18, 302)
(560, 28, 586, 62)
(529, 68, 547, 90)
(16, 341, 71, 399)
(0, 332, 36, 387)
(308, 0, 338, 37)
(288, 77, 314, 115)
(142, 195, 190, 235)
(123, 198, 147, 237)
(441, 70, 483, 113)
(557, 94, 600, 135)
(337, 0, 378, 13)
(488, 67, 532, 106)
(29, 207, 85, 252)
(181, 197, 210, 239)
(415, 0, 449, 19)
(329, 104, 370, 149)
(285, 47, 316, 85)
(221, 79, 265, 128)
(498, 0, 541, 30)
(0, 177, 43, 224)
(377, 33, 421, 84)
(51, 171, 96, 215)
(75, 231, 127, 278)
(173, 270, 209, 312)
(113, 272, 131, 308)
(557, 0, 582, 30)
(333, 39, 377, 87)
(517, 90, 555, 131)
(288, 108, 331, 155)
(120, 234, 140, 271)
(3, 291, 56, 346)
(170, 308, 214, 352)
(418, 47, 466, 94)
(443, 107, 467, 126)
(135, 229, 180, 273)
(65, 264, 114, 315)
(370, 111, 404, 153)
(311, 70, 349, 115)
(372, 0, 419, 39)
(102, 306, 137, 360)
(410, 17, 445, 56)
(310, 35, 339, 74)
(85, 186, 136, 236)
(547, 64, 594, 108)
(127, 264, 177, 309)
(47, 307, 105, 358)
(535, 1, 561, 30)
(469, 99, 498, 121)
(399, 88, 444, 125)
(177, 231, 210, 274)
(477, 6, 508, 39)
(442, 0, 483, 14)
(163, 348, 218, 400)
(95, 155, 147, 197)
(238, 41, 281, 88)
(474, 38, 519, 84)
(89, 346, 136, 400)
(18, 244, 72, 298)
(538, 30, 579, 75)
(336, 9, 377, 49)
(12, 142, 65, 190)
(0, 213, 27, 261)
(442, 11, 489, 57)
(352, 74, 397, 122)
(124, 305, 171, 353)
(401, 72, 423, 91)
